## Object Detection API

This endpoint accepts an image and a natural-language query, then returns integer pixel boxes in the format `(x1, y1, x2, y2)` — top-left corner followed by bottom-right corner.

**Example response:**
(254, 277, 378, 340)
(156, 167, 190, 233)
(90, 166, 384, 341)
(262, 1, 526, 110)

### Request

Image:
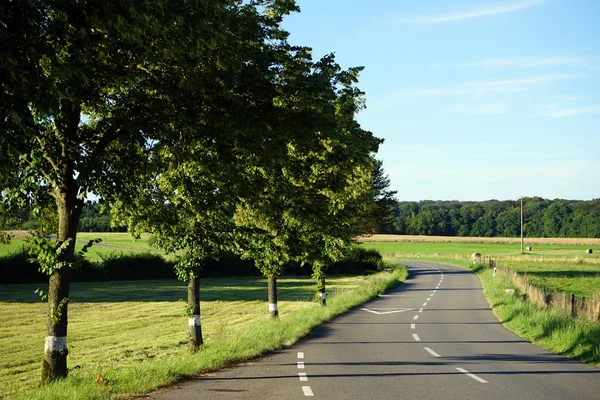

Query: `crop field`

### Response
(359, 235, 600, 298)
(0, 271, 407, 400)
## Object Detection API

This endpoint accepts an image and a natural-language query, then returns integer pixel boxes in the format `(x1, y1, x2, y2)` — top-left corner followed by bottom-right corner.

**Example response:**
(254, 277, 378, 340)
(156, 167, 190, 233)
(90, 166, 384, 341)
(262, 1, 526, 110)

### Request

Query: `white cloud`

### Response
(389, 0, 548, 25)
(541, 105, 600, 117)
(442, 102, 508, 115)
(458, 56, 591, 69)
(395, 74, 586, 98)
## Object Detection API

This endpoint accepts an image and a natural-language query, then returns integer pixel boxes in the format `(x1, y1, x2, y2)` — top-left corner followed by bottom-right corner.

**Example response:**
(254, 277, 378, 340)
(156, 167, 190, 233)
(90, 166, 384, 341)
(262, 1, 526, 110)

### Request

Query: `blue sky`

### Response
(282, 0, 600, 201)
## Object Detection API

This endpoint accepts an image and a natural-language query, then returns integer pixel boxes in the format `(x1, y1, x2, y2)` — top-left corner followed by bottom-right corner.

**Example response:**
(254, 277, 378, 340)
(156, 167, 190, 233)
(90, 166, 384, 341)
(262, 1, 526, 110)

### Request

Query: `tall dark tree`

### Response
(0, 0, 241, 382)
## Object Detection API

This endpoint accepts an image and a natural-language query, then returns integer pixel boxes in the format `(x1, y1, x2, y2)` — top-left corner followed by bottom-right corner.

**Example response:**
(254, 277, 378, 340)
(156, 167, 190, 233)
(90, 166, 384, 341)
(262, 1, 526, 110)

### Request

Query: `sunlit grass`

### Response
(0, 267, 408, 400)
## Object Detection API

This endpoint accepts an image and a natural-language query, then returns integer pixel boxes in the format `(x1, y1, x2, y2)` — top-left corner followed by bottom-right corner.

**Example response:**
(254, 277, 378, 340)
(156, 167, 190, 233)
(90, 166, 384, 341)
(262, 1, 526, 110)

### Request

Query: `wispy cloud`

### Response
(395, 74, 586, 98)
(442, 102, 508, 115)
(389, 0, 548, 25)
(541, 105, 600, 117)
(458, 56, 591, 69)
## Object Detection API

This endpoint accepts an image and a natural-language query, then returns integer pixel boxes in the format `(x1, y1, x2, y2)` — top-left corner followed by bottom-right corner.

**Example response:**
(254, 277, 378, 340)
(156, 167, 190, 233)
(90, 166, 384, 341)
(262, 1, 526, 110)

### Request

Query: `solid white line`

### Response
(456, 368, 488, 383)
(302, 386, 315, 396)
(298, 352, 304, 359)
(413, 315, 419, 320)
(424, 347, 441, 357)
(411, 323, 416, 329)
(419, 308, 424, 313)
(423, 302, 428, 306)
(299, 372, 308, 382)
(297, 362, 305, 369)
(413, 334, 421, 341)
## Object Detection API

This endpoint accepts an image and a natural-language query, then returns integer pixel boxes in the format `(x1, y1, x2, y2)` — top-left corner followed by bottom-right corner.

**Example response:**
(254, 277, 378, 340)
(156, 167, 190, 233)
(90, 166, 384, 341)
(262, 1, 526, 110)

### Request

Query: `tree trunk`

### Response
(42, 183, 83, 384)
(268, 277, 278, 319)
(187, 275, 203, 352)
(318, 276, 327, 306)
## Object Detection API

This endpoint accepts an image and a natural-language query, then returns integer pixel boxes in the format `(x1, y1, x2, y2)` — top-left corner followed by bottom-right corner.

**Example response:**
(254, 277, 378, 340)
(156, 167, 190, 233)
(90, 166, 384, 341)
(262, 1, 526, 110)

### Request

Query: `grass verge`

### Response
(1, 265, 407, 400)
(395, 255, 600, 367)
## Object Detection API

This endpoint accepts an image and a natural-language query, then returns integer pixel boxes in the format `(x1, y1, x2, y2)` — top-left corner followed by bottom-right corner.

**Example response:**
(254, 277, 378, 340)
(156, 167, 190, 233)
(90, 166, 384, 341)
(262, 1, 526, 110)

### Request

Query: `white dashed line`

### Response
(413, 315, 419, 320)
(456, 368, 488, 383)
(427, 297, 431, 301)
(411, 323, 416, 329)
(433, 290, 437, 293)
(299, 373, 308, 382)
(297, 362, 305, 369)
(423, 302, 428, 306)
(424, 347, 441, 357)
(298, 352, 304, 359)
(412, 334, 421, 341)
(302, 386, 315, 396)
(419, 308, 424, 313)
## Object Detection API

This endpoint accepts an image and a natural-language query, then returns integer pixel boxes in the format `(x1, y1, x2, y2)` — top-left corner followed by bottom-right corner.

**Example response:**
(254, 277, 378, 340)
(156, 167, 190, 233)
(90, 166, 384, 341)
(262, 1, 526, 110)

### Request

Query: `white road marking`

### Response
(411, 323, 416, 329)
(456, 368, 488, 383)
(419, 308, 424, 313)
(423, 302, 428, 306)
(412, 334, 421, 341)
(299, 373, 308, 382)
(427, 297, 431, 301)
(298, 352, 304, 359)
(433, 290, 437, 293)
(297, 362, 305, 369)
(413, 315, 419, 320)
(302, 386, 315, 396)
(359, 308, 415, 315)
(424, 347, 441, 357)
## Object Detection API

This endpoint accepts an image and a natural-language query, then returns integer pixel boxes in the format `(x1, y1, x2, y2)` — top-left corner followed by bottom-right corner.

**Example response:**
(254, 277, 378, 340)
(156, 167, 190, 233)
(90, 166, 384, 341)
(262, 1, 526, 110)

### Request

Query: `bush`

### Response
(329, 246, 384, 274)
(0, 245, 385, 284)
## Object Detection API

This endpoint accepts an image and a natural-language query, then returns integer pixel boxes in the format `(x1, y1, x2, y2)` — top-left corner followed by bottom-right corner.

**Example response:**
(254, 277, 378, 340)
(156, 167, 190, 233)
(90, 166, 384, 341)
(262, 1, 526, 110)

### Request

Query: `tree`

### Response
(358, 160, 397, 234)
(233, 50, 379, 316)
(110, 0, 301, 349)
(0, 0, 241, 382)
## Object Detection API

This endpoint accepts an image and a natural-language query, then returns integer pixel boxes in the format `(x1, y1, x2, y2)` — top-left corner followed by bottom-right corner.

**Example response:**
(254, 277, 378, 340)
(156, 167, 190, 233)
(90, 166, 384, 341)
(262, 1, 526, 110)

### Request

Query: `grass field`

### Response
(0, 233, 160, 263)
(360, 237, 600, 298)
(0, 269, 407, 400)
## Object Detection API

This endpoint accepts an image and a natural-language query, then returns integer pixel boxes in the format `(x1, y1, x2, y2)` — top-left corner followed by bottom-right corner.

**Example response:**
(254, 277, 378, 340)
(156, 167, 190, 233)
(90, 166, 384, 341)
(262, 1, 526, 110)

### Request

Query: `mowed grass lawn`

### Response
(0, 274, 396, 400)
(361, 241, 600, 297)
(1, 234, 160, 263)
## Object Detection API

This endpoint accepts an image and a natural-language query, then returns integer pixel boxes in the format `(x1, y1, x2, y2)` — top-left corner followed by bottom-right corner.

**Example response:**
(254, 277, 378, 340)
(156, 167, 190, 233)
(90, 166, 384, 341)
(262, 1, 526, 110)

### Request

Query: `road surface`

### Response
(149, 261, 600, 399)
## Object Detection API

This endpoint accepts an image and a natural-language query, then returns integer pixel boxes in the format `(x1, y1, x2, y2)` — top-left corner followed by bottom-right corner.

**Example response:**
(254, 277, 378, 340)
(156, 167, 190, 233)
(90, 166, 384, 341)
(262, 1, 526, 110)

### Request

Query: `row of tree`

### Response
(388, 198, 600, 238)
(0, 0, 392, 385)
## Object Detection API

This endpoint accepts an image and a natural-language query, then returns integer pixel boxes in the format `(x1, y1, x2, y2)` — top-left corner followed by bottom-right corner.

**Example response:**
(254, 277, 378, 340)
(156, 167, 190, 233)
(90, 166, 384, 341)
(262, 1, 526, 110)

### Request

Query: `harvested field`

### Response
(358, 234, 600, 246)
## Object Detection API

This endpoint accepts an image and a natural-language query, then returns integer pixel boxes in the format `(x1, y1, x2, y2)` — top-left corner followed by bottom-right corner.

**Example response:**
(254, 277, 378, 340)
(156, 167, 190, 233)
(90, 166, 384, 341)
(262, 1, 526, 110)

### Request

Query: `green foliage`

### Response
(25, 233, 72, 276)
(391, 198, 600, 238)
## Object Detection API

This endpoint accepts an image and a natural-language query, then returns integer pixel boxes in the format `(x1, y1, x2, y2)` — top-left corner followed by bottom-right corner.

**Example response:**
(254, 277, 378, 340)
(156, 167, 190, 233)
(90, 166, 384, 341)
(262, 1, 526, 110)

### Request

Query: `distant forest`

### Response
(388, 198, 600, 238)
(4, 198, 600, 238)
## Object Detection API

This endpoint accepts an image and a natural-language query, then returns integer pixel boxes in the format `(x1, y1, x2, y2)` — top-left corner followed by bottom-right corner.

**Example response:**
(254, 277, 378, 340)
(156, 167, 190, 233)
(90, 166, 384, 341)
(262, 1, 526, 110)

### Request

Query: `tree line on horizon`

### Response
(387, 197, 600, 238)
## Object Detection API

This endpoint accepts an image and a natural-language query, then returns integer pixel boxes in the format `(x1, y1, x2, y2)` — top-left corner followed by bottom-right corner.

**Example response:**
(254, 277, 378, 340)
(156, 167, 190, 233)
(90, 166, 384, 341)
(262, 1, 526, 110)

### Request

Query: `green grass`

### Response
(0, 267, 408, 400)
(362, 241, 600, 259)
(0, 237, 160, 263)
(363, 241, 600, 297)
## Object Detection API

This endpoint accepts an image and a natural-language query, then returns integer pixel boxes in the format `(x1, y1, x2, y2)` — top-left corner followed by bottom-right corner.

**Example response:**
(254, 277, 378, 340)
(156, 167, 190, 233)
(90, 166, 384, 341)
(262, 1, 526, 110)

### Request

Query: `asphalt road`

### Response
(148, 261, 600, 399)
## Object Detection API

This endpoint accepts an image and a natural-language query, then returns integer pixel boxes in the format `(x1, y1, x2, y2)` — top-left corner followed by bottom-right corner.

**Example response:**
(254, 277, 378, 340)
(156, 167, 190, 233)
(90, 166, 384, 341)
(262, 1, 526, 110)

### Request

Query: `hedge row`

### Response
(0, 247, 383, 284)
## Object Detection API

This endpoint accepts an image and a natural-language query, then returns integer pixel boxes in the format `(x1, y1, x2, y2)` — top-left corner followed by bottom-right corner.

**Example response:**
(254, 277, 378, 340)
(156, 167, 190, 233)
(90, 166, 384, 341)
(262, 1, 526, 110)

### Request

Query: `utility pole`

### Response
(521, 197, 524, 254)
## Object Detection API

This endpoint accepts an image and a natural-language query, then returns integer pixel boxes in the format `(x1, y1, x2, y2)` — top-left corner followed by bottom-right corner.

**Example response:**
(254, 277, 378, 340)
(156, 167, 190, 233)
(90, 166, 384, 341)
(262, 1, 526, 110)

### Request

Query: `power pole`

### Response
(520, 197, 524, 254)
